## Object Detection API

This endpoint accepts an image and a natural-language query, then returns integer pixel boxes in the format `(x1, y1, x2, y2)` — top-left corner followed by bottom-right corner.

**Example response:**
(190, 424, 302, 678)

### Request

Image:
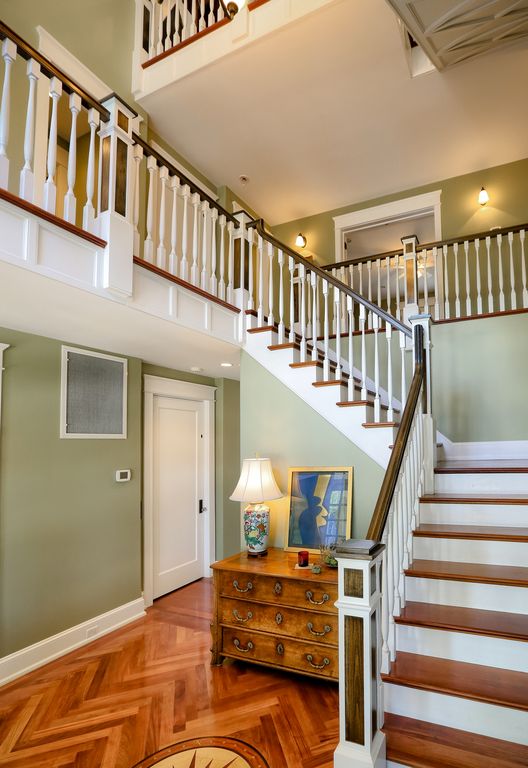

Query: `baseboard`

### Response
(440, 439, 528, 461)
(0, 597, 146, 687)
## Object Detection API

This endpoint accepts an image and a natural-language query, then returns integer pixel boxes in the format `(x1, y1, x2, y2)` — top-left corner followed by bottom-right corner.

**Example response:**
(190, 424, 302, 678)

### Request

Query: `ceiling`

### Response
(0, 262, 241, 380)
(139, 0, 528, 225)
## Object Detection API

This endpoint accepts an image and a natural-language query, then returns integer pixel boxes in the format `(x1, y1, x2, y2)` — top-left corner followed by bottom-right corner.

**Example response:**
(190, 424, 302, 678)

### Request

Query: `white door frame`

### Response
(143, 375, 216, 607)
(332, 190, 442, 262)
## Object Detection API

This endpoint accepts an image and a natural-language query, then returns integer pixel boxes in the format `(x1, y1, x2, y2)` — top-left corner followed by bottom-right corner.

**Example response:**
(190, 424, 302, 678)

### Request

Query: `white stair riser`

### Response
(405, 576, 527, 614)
(387, 762, 410, 768)
(384, 683, 528, 745)
(434, 473, 528, 494)
(268, 347, 299, 367)
(413, 536, 527, 566)
(396, 624, 528, 672)
(419, 502, 528, 527)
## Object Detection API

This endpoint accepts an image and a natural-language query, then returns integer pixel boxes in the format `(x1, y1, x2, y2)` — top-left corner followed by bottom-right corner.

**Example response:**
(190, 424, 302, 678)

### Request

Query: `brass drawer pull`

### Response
(275, 612, 283, 625)
(233, 609, 253, 623)
(307, 622, 332, 637)
(274, 581, 282, 595)
(233, 638, 254, 653)
(276, 642, 284, 656)
(232, 579, 253, 594)
(306, 654, 330, 670)
(305, 590, 329, 606)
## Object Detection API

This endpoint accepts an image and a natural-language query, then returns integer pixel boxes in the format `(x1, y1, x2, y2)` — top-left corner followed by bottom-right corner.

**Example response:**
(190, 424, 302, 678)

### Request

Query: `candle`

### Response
(298, 550, 309, 567)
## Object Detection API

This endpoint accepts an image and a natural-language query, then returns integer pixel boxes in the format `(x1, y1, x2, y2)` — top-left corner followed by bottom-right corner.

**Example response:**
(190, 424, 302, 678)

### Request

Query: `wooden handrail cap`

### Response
(336, 540, 385, 560)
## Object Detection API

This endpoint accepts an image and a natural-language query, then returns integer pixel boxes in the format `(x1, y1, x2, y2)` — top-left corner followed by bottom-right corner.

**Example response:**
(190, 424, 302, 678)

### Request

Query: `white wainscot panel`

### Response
(210, 306, 239, 340)
(0, 205, 30, 263)
(37, 226, 99, 287)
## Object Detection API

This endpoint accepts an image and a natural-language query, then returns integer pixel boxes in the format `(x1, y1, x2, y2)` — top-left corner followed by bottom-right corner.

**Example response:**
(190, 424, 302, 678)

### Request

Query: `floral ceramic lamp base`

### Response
(243, 503, 270, 557)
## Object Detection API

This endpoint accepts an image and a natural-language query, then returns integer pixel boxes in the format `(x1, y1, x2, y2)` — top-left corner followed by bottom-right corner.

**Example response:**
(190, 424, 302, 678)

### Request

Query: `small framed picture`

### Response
(285, 467, 353, 553)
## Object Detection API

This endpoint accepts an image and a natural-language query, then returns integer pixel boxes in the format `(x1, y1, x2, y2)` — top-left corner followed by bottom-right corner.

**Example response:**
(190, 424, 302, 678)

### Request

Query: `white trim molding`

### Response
(333, 190, 442, 262)
(142, 376, 216, 607)
(0, 343, 9, 433)
(440, 438, 528, 461)
(0, 597, 145, 687)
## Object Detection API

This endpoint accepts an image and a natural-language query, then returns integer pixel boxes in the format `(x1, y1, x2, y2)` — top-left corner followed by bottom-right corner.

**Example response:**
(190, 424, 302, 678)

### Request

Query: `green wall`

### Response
(239, 352, 384, 544)
(0, 328, 142, 656)
(215, 378, 241, 558)
(432, 313, 528, 443)
(272, 158, 528, 264)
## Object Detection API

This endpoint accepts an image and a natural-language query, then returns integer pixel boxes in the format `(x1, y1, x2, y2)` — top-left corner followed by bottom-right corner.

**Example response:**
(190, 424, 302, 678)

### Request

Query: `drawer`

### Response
(219, 571, 337, 613)
(222, 627, 338, 680)
(219, 597, 338, 646)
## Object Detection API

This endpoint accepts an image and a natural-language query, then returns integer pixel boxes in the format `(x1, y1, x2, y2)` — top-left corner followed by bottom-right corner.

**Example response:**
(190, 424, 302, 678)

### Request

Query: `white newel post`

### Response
(96, 96, 136, 298)
(0, 343, 9, 434)
(401, 235, 419, 325)
(409, 313, 435, 494)
(334, 541, 386, 768)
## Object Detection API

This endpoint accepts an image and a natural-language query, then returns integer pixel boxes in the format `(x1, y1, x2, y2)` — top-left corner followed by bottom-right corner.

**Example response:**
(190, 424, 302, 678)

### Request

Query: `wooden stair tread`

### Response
(362, 421, 398, 428)
(337, 400, 400, 413)
(381, 652, 528, 711)
(405, 559, 528, 586)
(395, 601, 528, 641)
(435, 459, 528, 474)
(312, 379, 348, 387)
(420, 492, 528, 505)
(413, 524, 528, 541)
(383, 713, 528, 768)
(268, 342, 299, 351)
(247, 325, 278, 334)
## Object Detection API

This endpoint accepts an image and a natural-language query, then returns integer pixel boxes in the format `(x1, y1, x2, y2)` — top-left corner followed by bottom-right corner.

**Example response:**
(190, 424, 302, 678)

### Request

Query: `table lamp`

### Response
(230, 457, 283, 556)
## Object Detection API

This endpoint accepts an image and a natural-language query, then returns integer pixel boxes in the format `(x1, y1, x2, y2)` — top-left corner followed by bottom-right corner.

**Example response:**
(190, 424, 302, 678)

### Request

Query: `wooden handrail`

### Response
(366, 324, 425, 542)
(0, 20, 110, 120)
(323, 221, 528, 272)
(247, 219, 412, 337)
(132, 134, 239, 225)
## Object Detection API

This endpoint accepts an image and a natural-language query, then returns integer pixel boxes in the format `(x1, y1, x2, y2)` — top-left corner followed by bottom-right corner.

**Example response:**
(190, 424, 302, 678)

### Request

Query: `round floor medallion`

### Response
(131, 737, 270, 768)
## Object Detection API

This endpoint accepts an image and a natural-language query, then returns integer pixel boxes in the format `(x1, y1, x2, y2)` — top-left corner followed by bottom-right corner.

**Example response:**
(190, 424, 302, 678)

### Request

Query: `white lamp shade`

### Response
(230, 458, 283, 503)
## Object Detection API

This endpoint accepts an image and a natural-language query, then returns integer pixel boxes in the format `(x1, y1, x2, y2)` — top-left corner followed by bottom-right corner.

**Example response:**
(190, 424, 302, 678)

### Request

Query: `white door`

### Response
(153, 395, 204, 598)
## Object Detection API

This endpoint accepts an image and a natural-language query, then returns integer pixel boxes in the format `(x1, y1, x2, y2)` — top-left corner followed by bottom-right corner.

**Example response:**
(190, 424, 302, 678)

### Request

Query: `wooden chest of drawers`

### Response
(211, 548, 338, 681)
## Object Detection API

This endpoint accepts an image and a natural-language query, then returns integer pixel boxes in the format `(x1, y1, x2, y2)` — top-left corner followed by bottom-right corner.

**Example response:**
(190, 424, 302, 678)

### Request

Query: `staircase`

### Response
(381, 459, 528, 766)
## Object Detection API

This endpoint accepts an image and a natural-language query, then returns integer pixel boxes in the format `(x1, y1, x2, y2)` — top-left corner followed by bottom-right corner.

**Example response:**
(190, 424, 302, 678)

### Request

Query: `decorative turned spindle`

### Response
(43, 77, 62, 213)
(63, 92, 82, 223)
(83, 108, 100, 233)
(19, 58, 40, 201)
(0, 38, 17, 189)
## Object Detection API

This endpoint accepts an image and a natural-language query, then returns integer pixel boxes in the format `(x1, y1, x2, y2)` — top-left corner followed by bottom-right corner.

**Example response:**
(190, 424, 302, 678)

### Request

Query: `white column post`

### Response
(63, 92, 82, 223)
(19, 58, 41, 201)
(83, 108, 100, 233)
(0, 38, 17, 189)
(96, 96, 136, 297)
(43, 77, 63, 213)
(334, 541, 386, 768)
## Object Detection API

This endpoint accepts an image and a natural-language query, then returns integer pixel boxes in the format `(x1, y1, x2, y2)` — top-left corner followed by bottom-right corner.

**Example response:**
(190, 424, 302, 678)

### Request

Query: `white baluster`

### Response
(520, 230, 528, 309)
(227, 220, 234, 303)
(386, 323, 393, 422)
(386, 256, 391, 318)
(367, 260, 373, 328)
(180, 184, 190, 280)
(168, 175, 180, 275)
(19, 59, 41, 201)
(268, 241, 275, 328)
(311, 272, 318, 361)
(247, 227, 254, 312)
(360, 304, 367, 400)
(164, 0, 172, 49)
(257, 234, 264, 325)
(306, 270, 312, 340)
(340, 266, 347, 332)
(422, 249, 428, 313)
(386, 515, 396, 662)
(334, 286, 342, 380)
(43, 77, 63, 213)
(218, 214, 226, 300)
(454, 242, 461, 317)
(376, 259, 382, 316)
(288, 256, 295, 343)
(278, 249, 285, 344)
(373, 313, 380, 422)
(83, 108, 100, 233)
(191, 0, 198, 35)
(395, 254, 401, 320)
(322, 279, 330, 381)
(400, 332, 407, 409)
(475, 239, 482, 315)
(347, 296, 354, 400)
(299, 264, 307, 362)
(199, 0, 206, 30)
(200, 200, 209, 289)
(392, 491, 402, 617)
(464, 240, 471, 316)
(157, 1, 164, 54)
(497, 233, 505, 311)
(485, 236, 493, 313)
(131, 143, 143, 253)
(0, 38, 17, 189)
(210, 207, 218, 295)
(508, 231, 517, 310)
(380, 529, 390, 674)
(432, 246, 440, 320)
(443, 244, 450, 319)
(157, 165, 169, 269)
(173, 0, 182, 45)
(190, 192, 200, 284)
(208, 0, 215, 26)
(143, 155, 157, 263)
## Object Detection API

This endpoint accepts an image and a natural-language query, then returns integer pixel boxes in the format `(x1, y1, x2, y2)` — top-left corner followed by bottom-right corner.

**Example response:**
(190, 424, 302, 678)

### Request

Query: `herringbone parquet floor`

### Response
(0, 579, 339, 768)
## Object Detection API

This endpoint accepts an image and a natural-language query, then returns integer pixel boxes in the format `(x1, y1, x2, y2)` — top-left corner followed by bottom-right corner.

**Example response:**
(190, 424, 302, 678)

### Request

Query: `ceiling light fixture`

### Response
(478, 186, 489, 206)
(226, 0, 246, 19)
(295, 233, 307, 248)
(221, 362, 233, 368)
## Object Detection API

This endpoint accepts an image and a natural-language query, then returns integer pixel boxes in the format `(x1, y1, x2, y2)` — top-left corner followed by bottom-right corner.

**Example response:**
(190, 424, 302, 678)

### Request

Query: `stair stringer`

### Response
(244, 328, 395, 468)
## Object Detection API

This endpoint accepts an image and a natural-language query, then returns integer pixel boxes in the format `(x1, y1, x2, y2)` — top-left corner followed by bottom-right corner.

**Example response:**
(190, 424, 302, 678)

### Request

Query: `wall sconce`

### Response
(226, 0, 246, 18)
(478, 187, 489, 206)
(295, 233, 307, 248)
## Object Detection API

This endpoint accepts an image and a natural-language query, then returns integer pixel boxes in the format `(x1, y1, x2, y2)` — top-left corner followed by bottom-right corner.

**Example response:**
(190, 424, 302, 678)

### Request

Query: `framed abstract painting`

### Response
(285, 466, 353, 553)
